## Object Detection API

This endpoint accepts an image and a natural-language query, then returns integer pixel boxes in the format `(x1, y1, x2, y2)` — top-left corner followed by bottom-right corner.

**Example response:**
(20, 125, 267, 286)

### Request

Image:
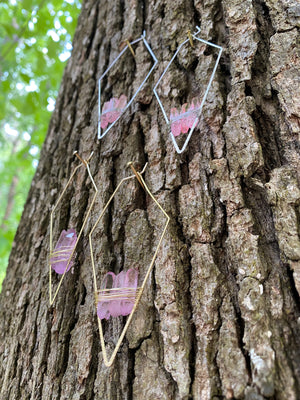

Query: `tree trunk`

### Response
(0, 0, 299, 399)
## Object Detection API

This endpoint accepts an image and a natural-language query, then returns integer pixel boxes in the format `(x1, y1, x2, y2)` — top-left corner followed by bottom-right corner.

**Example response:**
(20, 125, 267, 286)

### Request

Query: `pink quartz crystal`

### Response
(100, 94, 127, 129)
(170, 107, 181, 137)
(170, 97, 200, 137)
(97, 272, 115, 320)
(97, 268, 138, 320)
(50, 229, 77, 274)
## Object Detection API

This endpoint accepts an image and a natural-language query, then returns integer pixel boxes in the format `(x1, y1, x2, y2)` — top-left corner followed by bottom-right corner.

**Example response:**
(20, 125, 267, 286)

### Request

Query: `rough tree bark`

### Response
(0, 0, 299, 399)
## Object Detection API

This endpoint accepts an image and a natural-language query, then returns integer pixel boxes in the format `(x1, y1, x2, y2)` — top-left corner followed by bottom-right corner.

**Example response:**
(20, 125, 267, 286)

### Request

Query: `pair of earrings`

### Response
(98, 26, 223, 153)
(49, 152, 170, 367)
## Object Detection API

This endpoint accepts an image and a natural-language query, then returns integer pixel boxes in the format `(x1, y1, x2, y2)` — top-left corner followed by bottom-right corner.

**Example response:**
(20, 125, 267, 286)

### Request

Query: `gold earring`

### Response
(89, 161, 169, 367)
(49, 151, 98, 306)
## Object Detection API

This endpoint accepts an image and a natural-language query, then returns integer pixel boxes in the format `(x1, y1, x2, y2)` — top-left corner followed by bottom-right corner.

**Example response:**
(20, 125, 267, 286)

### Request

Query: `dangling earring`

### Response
(153, 26, 223, 154)
(49, 151, 98, 306)
(89, 162, 169, 367)
(97, 31, 158, 140)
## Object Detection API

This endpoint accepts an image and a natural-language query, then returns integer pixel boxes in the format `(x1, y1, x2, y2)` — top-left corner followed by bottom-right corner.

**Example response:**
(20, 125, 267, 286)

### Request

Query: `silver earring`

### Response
(153, 26, 223, 154)
(98, 31, 158, 140)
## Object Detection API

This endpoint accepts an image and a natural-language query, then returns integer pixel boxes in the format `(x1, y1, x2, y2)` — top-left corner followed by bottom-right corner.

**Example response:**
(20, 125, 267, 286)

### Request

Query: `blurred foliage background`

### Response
(0, 0, 81, 290)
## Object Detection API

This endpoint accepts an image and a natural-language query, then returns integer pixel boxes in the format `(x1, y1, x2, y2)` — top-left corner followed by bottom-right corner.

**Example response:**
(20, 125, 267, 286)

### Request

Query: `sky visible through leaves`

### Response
(0, 0, 81, 290)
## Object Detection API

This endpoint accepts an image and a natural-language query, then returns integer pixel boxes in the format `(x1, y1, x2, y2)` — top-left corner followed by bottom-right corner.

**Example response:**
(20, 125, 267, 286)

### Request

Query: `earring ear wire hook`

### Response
(187, 30, 194, 47)
(127, 161, 148, 189)
(125, 39, 135, 57)
(73, 151, 94, 166)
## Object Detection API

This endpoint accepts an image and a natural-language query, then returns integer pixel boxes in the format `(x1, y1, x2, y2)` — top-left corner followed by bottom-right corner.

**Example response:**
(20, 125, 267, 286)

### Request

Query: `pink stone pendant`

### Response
(50, 229, 77, 274)
(100, 95, 128, 130)
(97, 272, 115, 320)
(170, 98, 200, 137)
(97, 269, 139, 320)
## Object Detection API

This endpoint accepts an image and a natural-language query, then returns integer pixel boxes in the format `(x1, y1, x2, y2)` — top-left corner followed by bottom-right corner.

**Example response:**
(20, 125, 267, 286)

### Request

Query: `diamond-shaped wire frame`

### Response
(49, 153, 98, 306)
(153, 27, 223, 154)
(98, 32, 158, 139)
(89, 163, 170, 367)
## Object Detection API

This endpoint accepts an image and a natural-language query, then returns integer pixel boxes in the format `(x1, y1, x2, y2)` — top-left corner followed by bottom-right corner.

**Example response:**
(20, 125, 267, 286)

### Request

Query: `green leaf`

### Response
(20, 72, 31, 83)
(2, 22, 16, 36)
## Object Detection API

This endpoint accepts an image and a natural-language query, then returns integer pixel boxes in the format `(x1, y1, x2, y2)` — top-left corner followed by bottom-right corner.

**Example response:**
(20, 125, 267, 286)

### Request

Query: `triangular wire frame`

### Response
(89, 162, 170, 367)
(153, 26, 223, 154)
(49, 152, 98, 306)
(98, 31, 158, 139)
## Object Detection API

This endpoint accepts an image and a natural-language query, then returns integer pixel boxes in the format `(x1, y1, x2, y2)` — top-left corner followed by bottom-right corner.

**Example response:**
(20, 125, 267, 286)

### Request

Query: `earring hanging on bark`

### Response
(49, 151, 98, 306)
(153, 26, 223, 154)
(97, 31, 158, 140)
(89, 162, 170, 367)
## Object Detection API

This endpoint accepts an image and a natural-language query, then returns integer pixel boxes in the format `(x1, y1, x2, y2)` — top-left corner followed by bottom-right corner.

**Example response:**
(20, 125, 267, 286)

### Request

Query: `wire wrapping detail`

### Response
(96, 287, 142, 320)
(97, 287, 141, 301)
